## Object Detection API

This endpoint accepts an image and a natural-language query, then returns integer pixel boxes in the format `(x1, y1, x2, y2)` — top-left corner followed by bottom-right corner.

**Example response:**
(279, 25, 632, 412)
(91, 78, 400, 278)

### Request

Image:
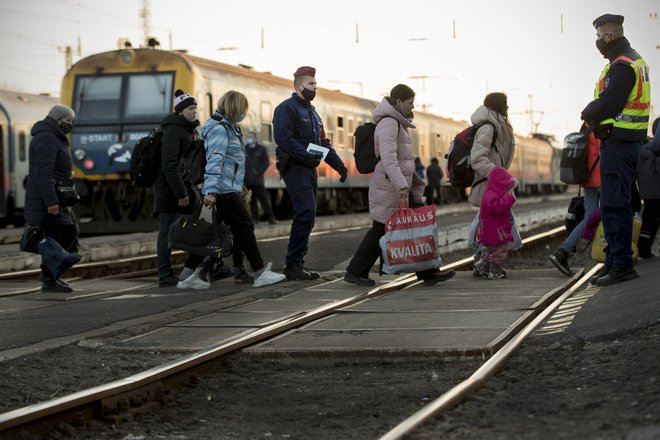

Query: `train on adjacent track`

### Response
(1, 47, 566, 232)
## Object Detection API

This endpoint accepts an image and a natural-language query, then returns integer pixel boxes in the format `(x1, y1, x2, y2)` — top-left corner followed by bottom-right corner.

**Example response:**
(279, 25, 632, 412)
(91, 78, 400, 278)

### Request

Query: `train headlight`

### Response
(119, 49, 135, 64)
(83, 159, 95, 170)
(74, 149, 87, 161)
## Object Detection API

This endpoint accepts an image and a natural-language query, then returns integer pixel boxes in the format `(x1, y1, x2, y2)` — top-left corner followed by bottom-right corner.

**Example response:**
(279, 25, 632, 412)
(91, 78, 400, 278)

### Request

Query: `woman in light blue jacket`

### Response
(177, 91, 285, 289)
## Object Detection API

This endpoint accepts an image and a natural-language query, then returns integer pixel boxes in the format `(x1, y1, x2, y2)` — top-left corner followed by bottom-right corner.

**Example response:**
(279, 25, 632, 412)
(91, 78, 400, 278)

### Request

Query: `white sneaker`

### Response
(253, 262, 286, 288)
(178, 267, 195, 281)
(177, 268, 210, 290)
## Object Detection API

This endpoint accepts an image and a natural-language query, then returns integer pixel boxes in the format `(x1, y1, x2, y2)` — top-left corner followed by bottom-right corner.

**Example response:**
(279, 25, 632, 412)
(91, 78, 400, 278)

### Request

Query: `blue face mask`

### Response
(246, 137, 255, 145)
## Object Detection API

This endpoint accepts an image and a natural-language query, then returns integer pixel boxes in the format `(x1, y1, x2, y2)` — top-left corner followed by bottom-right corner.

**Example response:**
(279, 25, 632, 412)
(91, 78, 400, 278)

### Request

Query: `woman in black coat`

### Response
(25, 104, 79, 293)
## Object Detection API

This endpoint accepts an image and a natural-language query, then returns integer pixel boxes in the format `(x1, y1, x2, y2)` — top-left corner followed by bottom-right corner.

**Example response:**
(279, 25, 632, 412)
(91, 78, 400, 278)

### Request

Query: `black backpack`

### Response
(565, 190, 585, 233)
(180, 116, 230, 186)
(559, 129, 599, 184)
(445, 122, 496, 188)
(353, 116, 398, 174)
(129, 128, 163, 187)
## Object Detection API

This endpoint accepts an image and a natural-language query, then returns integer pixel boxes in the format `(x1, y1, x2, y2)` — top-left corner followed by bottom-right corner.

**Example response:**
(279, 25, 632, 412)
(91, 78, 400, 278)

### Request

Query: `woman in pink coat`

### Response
(474, 166, 517, 279)
(344, 84, 455, 286)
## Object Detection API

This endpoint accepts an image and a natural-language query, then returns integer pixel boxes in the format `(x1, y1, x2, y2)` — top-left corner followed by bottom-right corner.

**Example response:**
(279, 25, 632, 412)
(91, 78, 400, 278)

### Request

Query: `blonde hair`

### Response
(217, 91, 248, 121)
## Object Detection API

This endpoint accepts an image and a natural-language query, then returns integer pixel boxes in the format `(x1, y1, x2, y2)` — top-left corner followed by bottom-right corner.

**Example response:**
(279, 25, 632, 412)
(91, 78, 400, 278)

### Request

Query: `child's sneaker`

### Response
(253, 263, 286, 287)
(177, 268, 211, 290)
(488, 268, 505, 280)
(474, 260, 489, 278)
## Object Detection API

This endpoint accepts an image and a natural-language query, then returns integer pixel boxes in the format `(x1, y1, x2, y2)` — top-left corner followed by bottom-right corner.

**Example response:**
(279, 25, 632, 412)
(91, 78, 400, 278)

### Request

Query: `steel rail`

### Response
(0, 226, 568, 436)
(378, 264, 602, 440)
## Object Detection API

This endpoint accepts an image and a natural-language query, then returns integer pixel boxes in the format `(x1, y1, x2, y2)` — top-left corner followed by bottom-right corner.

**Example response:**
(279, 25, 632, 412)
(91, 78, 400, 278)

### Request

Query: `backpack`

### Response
(129, 128, 163, 187)
(180, 116, 230, 186)
(559, 129, 599, 185)
(445, 122, 496, 188)
(353, 116, 398, 174)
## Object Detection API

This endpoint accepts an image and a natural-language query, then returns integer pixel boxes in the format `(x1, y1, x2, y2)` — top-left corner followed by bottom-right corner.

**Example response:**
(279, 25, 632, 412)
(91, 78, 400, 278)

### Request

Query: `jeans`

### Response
(560, 187, 600, 253)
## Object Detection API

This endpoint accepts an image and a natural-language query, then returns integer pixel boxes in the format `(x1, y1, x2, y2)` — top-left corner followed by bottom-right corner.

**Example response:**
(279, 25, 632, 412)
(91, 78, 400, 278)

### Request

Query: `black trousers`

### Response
(639, 199, 660, 256)
(186, 192, 264, 272)
(248, 184, 276, 222)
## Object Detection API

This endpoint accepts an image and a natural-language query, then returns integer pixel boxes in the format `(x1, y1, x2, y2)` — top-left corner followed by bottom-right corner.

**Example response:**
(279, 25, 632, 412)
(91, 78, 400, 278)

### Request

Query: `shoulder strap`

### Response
(588, 156, 600, 175)
(480, 122, 498, 150)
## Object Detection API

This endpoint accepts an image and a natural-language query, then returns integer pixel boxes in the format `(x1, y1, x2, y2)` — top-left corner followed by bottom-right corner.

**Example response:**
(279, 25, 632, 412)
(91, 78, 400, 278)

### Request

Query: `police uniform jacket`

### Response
(581, 37, 645, 142)
(155, 113, 199, 213)
(24, 116, 76, 226)
(273, 93, 344, 173)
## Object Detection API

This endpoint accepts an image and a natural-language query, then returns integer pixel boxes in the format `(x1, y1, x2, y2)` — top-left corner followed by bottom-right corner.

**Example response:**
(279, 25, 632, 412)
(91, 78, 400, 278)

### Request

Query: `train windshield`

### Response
(73, 72, 174, 123)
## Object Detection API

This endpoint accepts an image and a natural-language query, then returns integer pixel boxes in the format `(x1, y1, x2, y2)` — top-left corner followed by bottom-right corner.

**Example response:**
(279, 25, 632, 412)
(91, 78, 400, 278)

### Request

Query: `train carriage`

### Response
(57, 47, 564, 234)
(0, 90, 59, 227)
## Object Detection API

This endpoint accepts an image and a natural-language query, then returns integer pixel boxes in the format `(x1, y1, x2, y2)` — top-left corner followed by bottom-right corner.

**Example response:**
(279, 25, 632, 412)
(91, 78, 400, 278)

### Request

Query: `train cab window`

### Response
(125, 73, 174, 118)
(336, 115, 344, 147)
(260, 102, 273, 143)
(18, 131, 26, 162)
(74, 75, 122, 121)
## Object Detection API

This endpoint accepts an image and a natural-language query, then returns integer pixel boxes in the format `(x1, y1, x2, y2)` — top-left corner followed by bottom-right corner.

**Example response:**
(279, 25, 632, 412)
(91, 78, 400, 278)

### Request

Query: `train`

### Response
(2, 47, 566, 232)
(0, 90, 59, 227)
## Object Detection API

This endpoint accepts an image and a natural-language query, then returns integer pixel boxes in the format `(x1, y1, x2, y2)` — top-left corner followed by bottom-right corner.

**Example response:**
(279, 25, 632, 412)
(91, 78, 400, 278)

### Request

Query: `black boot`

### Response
(549, 248, 573, 276)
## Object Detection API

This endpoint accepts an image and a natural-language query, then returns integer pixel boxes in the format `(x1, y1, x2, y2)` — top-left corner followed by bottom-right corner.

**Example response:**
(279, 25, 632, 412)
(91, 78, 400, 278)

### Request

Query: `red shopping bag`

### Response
(379, 202, 441, 274)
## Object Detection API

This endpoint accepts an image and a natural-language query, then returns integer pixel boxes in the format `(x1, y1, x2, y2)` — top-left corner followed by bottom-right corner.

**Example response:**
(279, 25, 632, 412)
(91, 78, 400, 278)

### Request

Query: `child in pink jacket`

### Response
(474, 166, 517, 280)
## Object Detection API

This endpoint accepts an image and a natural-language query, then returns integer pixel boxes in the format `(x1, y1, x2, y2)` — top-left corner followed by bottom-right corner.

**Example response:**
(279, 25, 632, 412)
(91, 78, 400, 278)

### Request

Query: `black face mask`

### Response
(596, 37, 609, 56)
(59, 122, 73, 134)
(301, 86, 316, 102)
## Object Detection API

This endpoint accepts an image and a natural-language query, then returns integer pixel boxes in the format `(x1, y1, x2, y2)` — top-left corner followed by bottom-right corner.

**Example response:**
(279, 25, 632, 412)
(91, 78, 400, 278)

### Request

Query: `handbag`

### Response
(565, 189, 585, 233)
(55, 182, 80, 207)
(20, 225, 44, 254)
(38, 236, 81, 279)
(591, 214, 641, 264)
(169, 204, 233, 258)
(379, 201, 441, 274)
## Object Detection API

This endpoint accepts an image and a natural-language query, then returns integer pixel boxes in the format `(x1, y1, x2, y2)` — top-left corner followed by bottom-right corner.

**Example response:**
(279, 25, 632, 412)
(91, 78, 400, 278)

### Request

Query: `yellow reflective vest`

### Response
(594, 55, 651, 133)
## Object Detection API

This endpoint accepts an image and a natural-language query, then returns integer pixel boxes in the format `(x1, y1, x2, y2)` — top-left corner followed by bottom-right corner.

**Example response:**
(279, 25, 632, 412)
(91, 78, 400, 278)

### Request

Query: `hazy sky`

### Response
(1, 0, 658, 139)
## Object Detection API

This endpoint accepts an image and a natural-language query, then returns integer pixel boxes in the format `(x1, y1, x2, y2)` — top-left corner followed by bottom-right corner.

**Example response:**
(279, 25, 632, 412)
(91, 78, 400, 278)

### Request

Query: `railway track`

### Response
(0, 225, 576, 438)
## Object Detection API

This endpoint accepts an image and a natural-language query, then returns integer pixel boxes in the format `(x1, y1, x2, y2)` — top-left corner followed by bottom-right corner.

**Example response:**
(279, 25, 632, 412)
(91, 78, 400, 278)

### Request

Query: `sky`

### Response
(0, 0, 658, 140)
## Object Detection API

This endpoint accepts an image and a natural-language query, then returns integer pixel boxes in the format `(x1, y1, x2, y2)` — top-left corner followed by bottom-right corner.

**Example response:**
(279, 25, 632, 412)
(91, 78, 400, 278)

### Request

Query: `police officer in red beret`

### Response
(273, 66, 348, 280)
(581, 14, 651, 286)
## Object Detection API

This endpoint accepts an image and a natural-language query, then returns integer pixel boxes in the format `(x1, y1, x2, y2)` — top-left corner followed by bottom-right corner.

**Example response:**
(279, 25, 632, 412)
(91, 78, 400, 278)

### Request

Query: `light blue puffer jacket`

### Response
(201, 111, 245, 195)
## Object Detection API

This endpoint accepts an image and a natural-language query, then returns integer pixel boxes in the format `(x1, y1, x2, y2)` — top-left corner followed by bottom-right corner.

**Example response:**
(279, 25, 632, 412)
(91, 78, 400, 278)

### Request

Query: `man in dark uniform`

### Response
(581, 14, 651, 286)
(273, 66, 348, 280)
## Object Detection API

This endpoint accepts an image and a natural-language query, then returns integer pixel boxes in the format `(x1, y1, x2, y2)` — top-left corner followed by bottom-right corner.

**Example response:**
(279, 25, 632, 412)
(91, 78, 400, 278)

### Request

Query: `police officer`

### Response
(273, 66, 348, 280)
(581, 14, 651, 286)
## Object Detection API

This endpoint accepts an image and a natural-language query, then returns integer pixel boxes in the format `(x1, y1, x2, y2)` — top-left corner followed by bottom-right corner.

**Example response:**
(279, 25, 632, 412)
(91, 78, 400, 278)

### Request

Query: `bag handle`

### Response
(199, 204, 216, 223)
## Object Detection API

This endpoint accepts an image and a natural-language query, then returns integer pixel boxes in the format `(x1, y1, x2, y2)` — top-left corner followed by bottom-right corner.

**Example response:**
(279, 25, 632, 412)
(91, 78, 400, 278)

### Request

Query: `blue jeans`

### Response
(157, 211, 181, 279)
(560, 187, 600, 253)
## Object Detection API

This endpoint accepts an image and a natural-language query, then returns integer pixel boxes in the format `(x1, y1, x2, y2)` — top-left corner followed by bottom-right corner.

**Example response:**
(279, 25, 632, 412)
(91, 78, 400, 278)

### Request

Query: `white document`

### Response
(307, 143, 329, 161)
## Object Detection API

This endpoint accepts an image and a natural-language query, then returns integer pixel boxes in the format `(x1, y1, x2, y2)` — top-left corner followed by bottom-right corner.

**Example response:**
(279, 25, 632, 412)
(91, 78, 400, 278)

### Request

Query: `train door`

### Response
(13, 127, 29, 213)
(0, 122, 5, 219)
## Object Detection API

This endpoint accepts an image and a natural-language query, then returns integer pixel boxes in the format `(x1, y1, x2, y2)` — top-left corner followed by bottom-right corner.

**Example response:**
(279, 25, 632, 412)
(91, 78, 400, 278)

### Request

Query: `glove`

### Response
(339, 167, 348, 183)
(304, 153, 323, 168)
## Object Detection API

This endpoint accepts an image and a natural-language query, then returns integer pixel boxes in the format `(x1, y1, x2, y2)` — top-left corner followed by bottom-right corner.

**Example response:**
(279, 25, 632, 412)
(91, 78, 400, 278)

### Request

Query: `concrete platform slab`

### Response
(115, 326, 254, 351)
(170, 311, 299, 327)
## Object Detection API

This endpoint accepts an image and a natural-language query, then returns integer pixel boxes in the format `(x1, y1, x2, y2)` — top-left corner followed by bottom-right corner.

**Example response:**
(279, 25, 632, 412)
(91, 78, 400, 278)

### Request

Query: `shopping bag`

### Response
(169, 204, 232, 258)
(591, 215, 641, 264)
(20, 225, 43, 254)
(37, 237, 81, 279)
(379, 202, 440, 274)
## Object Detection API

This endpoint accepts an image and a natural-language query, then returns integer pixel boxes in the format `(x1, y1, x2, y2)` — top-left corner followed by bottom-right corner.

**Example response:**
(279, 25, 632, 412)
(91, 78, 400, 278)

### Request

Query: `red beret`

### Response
(294, 66, 316, 78)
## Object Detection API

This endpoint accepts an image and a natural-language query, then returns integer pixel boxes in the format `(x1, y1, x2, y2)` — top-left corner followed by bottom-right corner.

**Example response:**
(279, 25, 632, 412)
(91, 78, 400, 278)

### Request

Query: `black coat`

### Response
(155, 113, 199, 213)
(24, 116, 75, 225)
(244, 143, 270, 187)
(426, 163, 444, 187)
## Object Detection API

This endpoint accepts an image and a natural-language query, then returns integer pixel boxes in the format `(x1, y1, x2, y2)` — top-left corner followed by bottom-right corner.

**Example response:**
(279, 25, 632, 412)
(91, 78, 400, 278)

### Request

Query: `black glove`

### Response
(339, 166, 348, 183)
(304, 153, 323, 168)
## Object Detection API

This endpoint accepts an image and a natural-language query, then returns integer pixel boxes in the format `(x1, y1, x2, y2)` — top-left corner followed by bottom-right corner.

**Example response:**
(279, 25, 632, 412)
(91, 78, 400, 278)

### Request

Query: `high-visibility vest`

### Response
(594, 55, 651, 133)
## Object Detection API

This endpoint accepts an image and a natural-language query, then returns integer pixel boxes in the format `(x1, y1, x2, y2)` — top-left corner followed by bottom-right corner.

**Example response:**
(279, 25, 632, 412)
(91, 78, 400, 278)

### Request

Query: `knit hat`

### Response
(174, 89, 196, 113)
(294, 66, 316, 78)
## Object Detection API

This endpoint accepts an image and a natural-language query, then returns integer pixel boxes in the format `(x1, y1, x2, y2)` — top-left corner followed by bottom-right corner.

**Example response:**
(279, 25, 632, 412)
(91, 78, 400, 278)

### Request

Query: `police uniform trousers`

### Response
(282, 164, 317, 267)
(599, 138, 641, 269)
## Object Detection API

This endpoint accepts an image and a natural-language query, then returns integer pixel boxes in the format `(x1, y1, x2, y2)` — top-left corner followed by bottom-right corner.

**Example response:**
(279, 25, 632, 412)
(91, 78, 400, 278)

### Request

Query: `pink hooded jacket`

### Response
(478, 166, 517, 246)
(369, 98, 425, 224)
